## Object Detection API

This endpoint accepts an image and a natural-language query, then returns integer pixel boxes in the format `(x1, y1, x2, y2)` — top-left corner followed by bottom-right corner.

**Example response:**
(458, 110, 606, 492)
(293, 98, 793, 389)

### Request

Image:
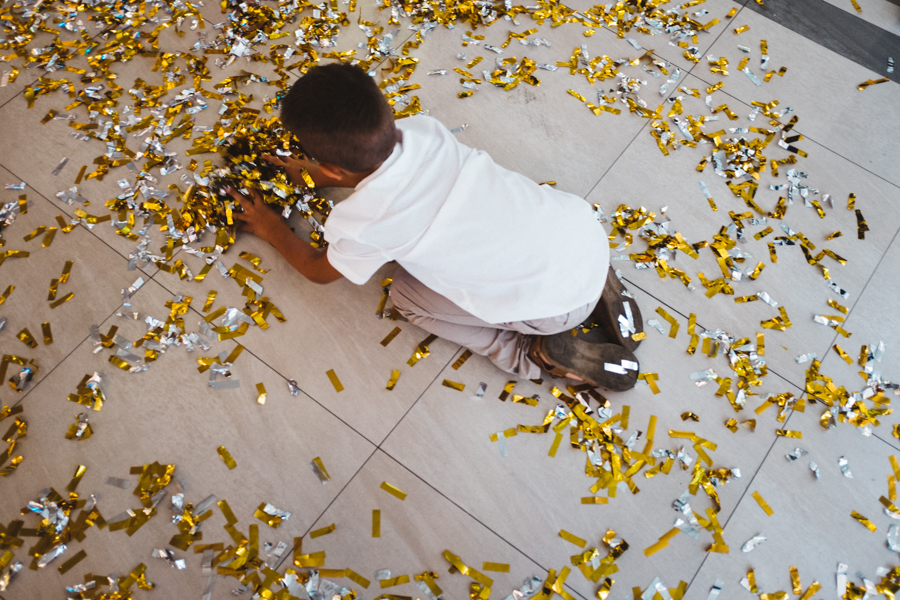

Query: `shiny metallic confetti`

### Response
(741, 534, 767, 552)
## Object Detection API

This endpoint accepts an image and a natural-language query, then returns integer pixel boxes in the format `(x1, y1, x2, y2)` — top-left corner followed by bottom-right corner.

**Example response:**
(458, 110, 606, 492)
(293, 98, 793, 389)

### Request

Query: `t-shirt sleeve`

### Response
(325, 237, 390, 285)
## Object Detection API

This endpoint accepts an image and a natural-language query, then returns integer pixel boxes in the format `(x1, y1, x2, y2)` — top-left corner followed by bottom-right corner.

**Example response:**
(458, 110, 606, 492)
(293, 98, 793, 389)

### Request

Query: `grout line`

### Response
(269, 445, 381, 573)
(621, 275, 806, 394)
(375, 448, 593, 600)
(685, 413, 784, 590)
(373, 346, 460, 448)
(6, 286, 144, 410)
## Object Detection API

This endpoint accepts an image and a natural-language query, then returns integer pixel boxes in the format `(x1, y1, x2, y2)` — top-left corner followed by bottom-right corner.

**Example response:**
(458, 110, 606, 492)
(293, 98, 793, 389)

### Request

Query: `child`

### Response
(227, 63, 643, 390)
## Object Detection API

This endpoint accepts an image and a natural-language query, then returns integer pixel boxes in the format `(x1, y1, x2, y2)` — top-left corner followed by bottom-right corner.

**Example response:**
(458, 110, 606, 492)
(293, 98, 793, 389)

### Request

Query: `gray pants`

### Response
(390, 267, 599, 379)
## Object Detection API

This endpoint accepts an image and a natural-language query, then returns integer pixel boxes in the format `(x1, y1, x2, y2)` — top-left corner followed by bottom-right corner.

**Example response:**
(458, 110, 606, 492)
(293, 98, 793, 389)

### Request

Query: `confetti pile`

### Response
(0, 0, 898, 597)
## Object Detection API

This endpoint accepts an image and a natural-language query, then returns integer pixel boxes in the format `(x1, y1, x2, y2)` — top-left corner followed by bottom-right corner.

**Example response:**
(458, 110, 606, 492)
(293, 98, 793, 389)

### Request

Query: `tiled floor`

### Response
(1, 0, 899, 599)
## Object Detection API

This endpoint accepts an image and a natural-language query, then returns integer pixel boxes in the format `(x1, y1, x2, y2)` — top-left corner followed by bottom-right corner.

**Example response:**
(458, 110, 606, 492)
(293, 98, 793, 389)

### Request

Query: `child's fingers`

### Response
(261, 153, 283, 165)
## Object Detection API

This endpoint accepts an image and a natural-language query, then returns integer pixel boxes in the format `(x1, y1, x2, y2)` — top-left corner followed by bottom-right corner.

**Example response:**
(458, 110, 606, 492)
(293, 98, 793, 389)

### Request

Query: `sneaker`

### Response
(580, 267, 643, 351)
(528, 332, 639, 391)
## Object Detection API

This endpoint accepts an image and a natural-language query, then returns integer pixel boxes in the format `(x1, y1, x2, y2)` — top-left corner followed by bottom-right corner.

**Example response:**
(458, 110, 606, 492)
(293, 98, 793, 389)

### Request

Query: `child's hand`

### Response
(262, 153, 314, 185)
(226, 187, 288, 245)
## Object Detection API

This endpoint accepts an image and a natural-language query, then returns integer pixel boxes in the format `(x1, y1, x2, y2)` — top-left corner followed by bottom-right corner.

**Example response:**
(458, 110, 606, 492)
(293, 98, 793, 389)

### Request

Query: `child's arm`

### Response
(227, 187, 343, 285)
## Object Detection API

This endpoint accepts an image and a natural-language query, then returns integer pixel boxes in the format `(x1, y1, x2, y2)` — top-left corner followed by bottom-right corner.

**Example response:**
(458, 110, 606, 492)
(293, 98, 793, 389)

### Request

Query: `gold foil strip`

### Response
(775, 429, 802, 438)
(217, 446, 237, 470)
(16, 328, 37, 349)
(857, 78, 890, 90)
(49, 292, 74, 309)
(799, 582, 822, 600)
(326, 369, 344, 393)
(386, 369, 401, 391)
(380, 575, 411, 588)
(372, 509, 381, 538)
(452, 349, 473, 370)
(442, 379, 465, 391)
(407, 333, 438, 366)
(581, 497, 608, 504)
(256, 382, 267, 405)
(381, 481, 407, 500)
(310, 524, 335, 538)
(832, 345, 853, 365)
(752, 491, 774, 516)
(66, 464, 87, 493)
(643, 528, 679, 556)
(0, 285, 12, 307)
(57, 549, 87, 575)
(42, 228, 57, 247)
(734, 25, 750, 35)
(381, 327, 402, 346)
(850, 511, 877, 532)
(559, 529, 586, 548)
(289, 453, 319, 486)
(294, 551, 325, 567)
(482, 563, 510, 573)
(202, 291, 217, 312)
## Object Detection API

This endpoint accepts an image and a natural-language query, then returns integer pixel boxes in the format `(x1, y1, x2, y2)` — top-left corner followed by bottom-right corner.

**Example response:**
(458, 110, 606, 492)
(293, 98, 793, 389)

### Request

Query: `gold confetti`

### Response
(442, 379, 465, 391)
(581, 497, 608, 505)
(380, 326, 402, 347)
(752, 491, 774, 516)
(256, 382, 267, 405)
(217, 445, 237, 470)
(16, 328, 37, 349)
(372, 509, 381, 537)
(452, 349, 473, 370)
(482, 562, 510, 572)
(775, 429, 802, 439)
(202, 291, 217, 312)
(380, 575, 410, 588)
(851, 511, 877, 532)
(858, 78, 890, 90)
(559, 529, 586, 548)
(381, 481, 407, 500)
(386, 369, 401, 391)
(326, 369, 344, 393)
(49, 291, 74, 309)
(310, 523, 336, 538)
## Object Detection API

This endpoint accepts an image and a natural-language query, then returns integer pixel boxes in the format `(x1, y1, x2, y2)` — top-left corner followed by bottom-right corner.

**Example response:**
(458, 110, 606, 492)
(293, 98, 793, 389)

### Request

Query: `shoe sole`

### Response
(587, 268, 643, 352)
(540, 333, 639, 391)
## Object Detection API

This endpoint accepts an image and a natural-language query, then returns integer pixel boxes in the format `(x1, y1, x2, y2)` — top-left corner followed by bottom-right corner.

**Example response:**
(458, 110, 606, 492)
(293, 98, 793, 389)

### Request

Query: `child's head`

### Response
(281, 63, 397, 174)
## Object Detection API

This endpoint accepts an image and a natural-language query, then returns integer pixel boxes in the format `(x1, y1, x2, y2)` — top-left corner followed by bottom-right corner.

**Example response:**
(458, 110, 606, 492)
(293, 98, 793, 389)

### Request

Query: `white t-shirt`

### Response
(324, 115, 610, 324)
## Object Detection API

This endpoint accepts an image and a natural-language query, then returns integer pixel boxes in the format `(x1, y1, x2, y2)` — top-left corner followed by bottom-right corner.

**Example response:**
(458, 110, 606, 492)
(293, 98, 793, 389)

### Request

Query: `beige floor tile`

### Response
(584, 72, 900, 389)
(381, 282, 788, 600)
(299, 449, 564, 600)
(698, 7, 900, 186)
(820, 0, 900, 37)
(0, 276, 376, 599)
(685, 412, 900, 600)
(397, 23, 654, 197)
(0, 171, 140, 407)
(160, 238, 458, 445)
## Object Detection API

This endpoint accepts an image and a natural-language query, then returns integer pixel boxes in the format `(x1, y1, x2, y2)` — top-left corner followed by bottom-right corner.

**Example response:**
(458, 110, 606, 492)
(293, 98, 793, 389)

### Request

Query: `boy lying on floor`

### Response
(227, 63, 643, 390)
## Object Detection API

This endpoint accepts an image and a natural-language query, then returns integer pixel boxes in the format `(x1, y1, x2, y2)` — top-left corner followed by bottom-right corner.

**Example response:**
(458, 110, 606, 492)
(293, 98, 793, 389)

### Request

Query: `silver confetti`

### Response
(888, 525, 900, 551)
(51, 157, 70, 176)
(838, 456, 853, 478)
(809, 461, 820, 479)
(706, 580, 724, 600)
(741, 534, 766, 552)
(786, 447, 808, 461)
(105, 476, 132, 489)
